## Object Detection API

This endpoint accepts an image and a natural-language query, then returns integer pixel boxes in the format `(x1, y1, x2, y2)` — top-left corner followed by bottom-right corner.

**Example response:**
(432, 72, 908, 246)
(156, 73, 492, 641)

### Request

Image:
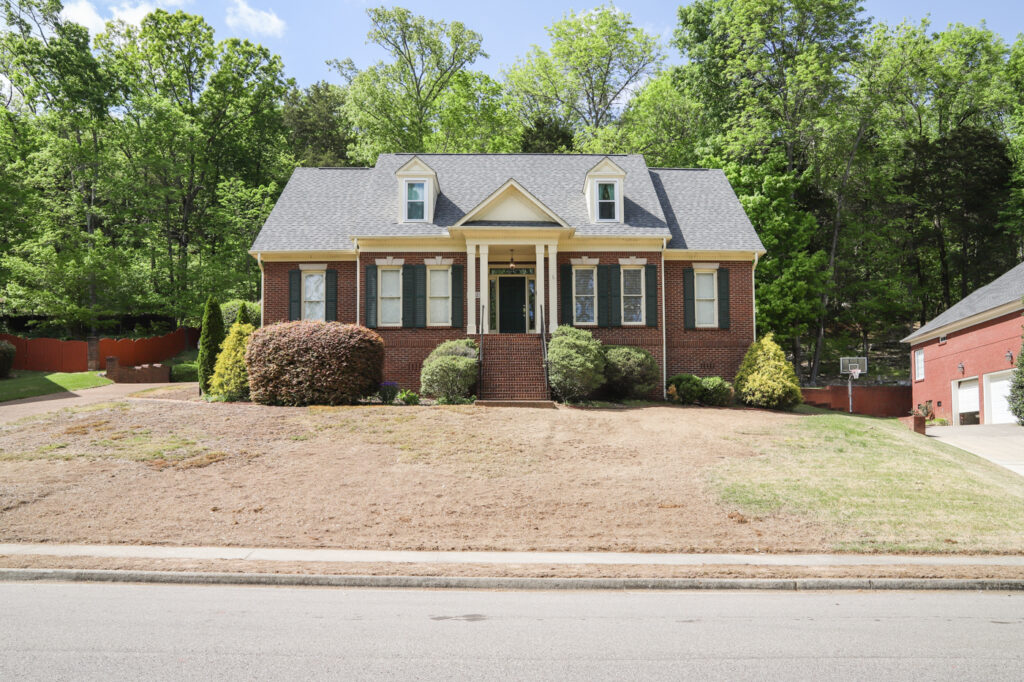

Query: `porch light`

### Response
(1008, 350, 1015, 365)
(957, 362, 965, 375)
(508, 249, 517, 274)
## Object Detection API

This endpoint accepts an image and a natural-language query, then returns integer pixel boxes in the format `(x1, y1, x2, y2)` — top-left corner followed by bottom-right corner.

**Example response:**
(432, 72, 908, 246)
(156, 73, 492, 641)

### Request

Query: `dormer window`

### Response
(597, 182, 618, 221)
(405, 180, 427, 221)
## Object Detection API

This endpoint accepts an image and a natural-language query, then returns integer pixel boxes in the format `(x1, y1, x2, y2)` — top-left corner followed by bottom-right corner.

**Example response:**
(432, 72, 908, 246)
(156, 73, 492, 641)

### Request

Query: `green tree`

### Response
(519, 114, 575, 153)
(283, 81, 354, 167)
(1009, 317, 1024, 425)
(197, 295, 225, 394)
(428, 71, 521, 152)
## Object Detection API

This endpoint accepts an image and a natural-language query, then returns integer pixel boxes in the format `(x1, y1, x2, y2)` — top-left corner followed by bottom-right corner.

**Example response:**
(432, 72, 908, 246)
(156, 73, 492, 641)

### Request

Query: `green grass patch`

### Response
(0, 370, 112, 403)
(711, 410, 1024, 553)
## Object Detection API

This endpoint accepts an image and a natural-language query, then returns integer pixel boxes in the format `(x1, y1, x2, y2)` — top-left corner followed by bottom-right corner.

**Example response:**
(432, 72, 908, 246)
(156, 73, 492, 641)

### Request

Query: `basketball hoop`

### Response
(850, 368, 861, 380)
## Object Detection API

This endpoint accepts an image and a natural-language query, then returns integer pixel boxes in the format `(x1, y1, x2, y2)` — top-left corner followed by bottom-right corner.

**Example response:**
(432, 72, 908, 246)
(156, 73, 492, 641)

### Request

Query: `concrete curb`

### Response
(2, 568, 1023, 591)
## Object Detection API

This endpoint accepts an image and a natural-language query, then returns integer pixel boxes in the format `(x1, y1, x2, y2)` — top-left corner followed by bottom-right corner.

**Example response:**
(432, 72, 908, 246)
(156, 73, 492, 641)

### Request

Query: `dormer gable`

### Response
(395, 156, 439, 223)
(454, 179, 569, 227)
(583, 157, 626, 223)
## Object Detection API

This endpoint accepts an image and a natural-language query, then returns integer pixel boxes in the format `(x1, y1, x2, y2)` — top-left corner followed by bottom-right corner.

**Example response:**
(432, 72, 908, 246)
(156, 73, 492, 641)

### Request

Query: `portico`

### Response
(465, 238, 559, 335)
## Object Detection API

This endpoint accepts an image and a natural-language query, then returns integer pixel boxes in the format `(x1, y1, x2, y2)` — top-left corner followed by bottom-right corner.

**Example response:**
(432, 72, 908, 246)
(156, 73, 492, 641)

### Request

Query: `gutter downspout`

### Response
(257, 253, 265, 327)
(752, 252, 760, 341)
(354, 237, 360, 325)
(661, 239, 668, 400)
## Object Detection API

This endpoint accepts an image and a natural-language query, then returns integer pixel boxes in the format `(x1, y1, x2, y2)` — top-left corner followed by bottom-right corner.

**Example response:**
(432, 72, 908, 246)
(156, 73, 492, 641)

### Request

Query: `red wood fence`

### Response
(0, 328, 198, 373)
(801, 385, 912, 418)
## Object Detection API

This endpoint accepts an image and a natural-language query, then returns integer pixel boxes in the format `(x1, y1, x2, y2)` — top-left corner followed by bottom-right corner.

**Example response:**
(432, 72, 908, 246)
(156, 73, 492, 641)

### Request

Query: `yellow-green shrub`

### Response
(208, 322, 255, 401)
(734, 333, 802, 410)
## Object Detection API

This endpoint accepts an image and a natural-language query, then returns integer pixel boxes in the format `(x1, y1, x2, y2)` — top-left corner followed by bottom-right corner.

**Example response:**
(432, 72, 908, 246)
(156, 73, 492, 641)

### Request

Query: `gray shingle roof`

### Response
(251, 154, 764, 253)
(902, 260, 1024, 343)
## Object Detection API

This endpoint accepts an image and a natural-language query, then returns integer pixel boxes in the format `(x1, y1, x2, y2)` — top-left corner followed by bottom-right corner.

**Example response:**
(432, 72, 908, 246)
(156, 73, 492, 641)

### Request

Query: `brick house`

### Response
(250, 154, 766, 400)
(902, 261, 1023, 425)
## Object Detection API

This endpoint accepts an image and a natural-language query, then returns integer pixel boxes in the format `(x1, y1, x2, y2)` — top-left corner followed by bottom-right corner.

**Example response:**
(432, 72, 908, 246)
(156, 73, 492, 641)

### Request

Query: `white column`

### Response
(466, 242, 476, 335)
(479, 245, 489, 334)
(534, 244, 546, 334)
(547, 242, 558, 333)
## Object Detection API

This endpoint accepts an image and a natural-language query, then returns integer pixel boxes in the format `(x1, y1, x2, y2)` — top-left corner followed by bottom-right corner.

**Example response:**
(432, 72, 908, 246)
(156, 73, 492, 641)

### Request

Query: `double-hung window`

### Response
(378, 268, 402, 326)
(694, 270, 718, 328)
(914, 349, 925, 381)
(621, 267, 644, 325)
(405, 181, 426, 221)
(427, 267, 451, 326)
(302, 271, 326, 321)
(573, 266, 597, 325)
(596, 181, 617, 221)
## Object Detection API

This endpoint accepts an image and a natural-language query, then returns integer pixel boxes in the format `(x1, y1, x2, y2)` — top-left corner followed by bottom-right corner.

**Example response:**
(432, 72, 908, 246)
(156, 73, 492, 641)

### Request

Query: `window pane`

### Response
(303, 301, 324, 321)
(575, 296, 595, 323)
(696, 300, 716, 325)
(574, 268, 594, 295)
(380, 270, 400, 296)
(429, 298, 449, 324)
(304, 273, 324, 302)
(429, 269, 448, 296)
(695, 272, 715, 299)
(598, 183, 615, 200)
(407, 182, 424, 200)
(380, 298, 401, 324)
(407, 200, 424, 220)
(598, 201, 616, 220)
(623, 296, 643, 323)
(622, 268, 642, 296)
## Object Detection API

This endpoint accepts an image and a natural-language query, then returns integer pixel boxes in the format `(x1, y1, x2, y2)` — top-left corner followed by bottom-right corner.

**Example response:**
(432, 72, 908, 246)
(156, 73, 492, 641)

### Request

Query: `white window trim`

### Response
(914, 348, 925, 382)
(377, 266, 403, 327)
(427, 265, 452, 327)
(572, 265, 598, 326)
(403, 178, 429, 223)
(621, 266, 645, 326)
(594, 179, 621, 223)
(694, 269, 718, 329)
(301, 270, 326, 321)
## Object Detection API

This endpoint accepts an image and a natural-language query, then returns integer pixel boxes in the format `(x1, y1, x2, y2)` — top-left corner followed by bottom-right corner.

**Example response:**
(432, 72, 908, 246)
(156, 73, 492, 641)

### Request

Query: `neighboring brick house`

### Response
(250, 154, 766, 399)
(902, 261, 1024, 425)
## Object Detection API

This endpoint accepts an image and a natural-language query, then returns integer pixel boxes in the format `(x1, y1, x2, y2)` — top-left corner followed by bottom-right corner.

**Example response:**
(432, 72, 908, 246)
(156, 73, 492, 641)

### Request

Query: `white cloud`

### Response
(226, 0, 286, 38)
(59, 1, 189, 35)
(61, 0, 107, 35)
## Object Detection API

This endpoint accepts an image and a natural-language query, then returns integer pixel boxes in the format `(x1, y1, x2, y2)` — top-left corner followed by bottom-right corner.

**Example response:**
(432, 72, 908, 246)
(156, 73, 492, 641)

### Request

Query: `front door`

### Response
(498, 277, 527, 333)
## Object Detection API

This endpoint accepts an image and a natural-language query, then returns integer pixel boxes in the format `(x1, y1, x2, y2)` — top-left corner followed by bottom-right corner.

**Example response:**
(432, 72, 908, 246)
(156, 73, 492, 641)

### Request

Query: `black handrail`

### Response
(538, 302, 550, 399)
(477, 297, 485, 395)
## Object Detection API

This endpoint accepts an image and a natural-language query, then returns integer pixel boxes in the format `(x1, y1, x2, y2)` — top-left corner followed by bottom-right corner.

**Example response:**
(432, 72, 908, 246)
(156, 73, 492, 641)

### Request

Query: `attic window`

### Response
(596, 181, 618, 221)
(405, 180, 426, 222)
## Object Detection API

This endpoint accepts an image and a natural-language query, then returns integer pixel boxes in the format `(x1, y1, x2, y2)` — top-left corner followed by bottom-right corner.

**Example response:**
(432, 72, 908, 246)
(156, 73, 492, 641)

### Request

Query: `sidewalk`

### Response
(3, 543, 1023, 567)
(0, 383, 175, 423)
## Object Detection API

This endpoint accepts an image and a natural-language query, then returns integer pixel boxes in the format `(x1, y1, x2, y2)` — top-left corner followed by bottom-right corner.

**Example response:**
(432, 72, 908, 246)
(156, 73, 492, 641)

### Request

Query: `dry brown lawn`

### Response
(1, 396, 1022, 554)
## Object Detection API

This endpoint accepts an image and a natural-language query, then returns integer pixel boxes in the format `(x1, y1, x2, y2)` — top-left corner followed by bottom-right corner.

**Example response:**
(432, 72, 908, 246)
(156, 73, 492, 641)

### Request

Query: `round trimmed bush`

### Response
(547, 325, 605, 402)
(734, 333, 802, 410)
(245, 321, 384, 406)
(421, 355, 477, 401)
(208, 322, 255, 402)
(667, 373, 703, 405)
(221, 299, 261, 327)
(700, 376, 733, 407)
(426, 338, 478, 362)
(0, 339, 15, 379)
(603, 345, 659, 400)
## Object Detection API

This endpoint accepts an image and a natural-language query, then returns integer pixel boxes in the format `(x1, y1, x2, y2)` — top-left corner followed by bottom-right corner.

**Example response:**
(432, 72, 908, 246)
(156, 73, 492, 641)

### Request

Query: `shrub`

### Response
(603, 345, 659, 400)
(0, 340, 15, 379)
(246, 321, 384, 406)
(700, 376, 733, 407)
(378, 381, 399, 404)
(198, 296, 226, 394)
(425, 338, 478, 362)
(667, 373, 703, 405)
(208, 323, 255, 401)
(1010, 337, 1024, 425)
(421, 355, 477, 401)
(734, 333, 803, 410)
(398, 389, 420, 405)
(547, 325, 605, 402)
(221, 299, 260, 327)
(171, 362, 198, 382)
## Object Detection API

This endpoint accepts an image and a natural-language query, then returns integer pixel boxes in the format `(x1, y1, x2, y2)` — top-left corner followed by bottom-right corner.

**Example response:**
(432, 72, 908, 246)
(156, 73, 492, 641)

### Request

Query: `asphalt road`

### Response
(1, 583, 1021, 681)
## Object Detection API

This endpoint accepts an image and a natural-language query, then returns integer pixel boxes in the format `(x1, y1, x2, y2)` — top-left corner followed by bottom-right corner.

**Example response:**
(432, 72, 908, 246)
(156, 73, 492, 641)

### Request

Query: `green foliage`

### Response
(735, 334, 803, 411)
(197, 296, 225, 394)
(246, 321, 384, 406)
(547, 325, 605, 402)
(1009, 333, 1024, 425)
(170, 363, 198, 383)
(667, 373, 704, 405)
(602, 345, 660, 400)
(282, 81, 355, 167)
(0, 340, 15, 378)
(378, 381, 399, 404)
(425, 338, 478, 363)
(208, 322, 255, 402)
(700, 376, 734, 407)
(398, 388, 420, 405)
(221, 300, 260, 328)
(420, 355, 477, 402)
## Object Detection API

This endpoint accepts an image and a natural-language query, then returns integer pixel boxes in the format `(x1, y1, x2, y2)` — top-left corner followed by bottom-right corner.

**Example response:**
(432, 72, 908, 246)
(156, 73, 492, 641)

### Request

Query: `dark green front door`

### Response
(498, 277, 527, 333)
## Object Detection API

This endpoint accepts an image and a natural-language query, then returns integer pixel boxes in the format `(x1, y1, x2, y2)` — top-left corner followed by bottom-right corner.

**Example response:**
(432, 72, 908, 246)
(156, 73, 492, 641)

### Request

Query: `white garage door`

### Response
(958, 379, 979, 413)
(987, 372, 1014, 425)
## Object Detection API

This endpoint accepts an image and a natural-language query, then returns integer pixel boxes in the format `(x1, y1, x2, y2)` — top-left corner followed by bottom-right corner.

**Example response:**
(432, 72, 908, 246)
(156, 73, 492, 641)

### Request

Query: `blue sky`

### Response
(62, 0, 1024, 87)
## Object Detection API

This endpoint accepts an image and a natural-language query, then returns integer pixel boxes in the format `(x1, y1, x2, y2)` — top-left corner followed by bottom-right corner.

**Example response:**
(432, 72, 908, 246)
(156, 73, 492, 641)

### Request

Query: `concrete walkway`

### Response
(2, 543, 1022, 567)
(0, 383, 175, 423)
(927, 424, 1024, 477)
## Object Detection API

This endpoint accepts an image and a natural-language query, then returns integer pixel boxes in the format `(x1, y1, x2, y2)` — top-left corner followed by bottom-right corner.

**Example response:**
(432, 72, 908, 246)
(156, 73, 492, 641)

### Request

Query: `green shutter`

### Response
(717, 267, 730, 330)
(288, 270, 300, 321)
(597, 265, 611, 328)
(609, 264, 621, 327)
(402, 265, 415, 328)
(414, 264, 427, 327)
(364, 265, 377, 328)
(560, 264, 572, 326)
(325, 269, 337, 322)
(645, 264, 657, 328)
(451, 264, 464, 329)
(683, 267, 695, 330)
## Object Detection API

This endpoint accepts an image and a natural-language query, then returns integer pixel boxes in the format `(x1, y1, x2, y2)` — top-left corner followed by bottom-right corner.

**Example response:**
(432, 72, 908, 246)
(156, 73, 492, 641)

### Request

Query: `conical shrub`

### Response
(198, 296, 225, 394)
(734, 333, 802, 410)
(209, 322, 255, 401)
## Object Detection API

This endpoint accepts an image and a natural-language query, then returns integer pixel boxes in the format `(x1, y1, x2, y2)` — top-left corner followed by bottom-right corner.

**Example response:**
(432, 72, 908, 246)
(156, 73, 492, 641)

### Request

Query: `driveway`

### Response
(927, 424, 1024, 476)
(0, 382, 176, 424)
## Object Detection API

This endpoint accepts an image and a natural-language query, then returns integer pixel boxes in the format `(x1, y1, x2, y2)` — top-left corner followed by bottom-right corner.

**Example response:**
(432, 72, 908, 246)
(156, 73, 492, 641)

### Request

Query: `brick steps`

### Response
(477, 333, 549, 400)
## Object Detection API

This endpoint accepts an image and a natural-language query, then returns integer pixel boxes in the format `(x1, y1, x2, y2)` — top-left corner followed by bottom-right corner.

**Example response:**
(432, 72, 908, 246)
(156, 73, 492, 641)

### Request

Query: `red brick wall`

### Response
(802, 385, 911, 418)
(909, 310, 1023, 423)
(262, 261, 357, 325)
